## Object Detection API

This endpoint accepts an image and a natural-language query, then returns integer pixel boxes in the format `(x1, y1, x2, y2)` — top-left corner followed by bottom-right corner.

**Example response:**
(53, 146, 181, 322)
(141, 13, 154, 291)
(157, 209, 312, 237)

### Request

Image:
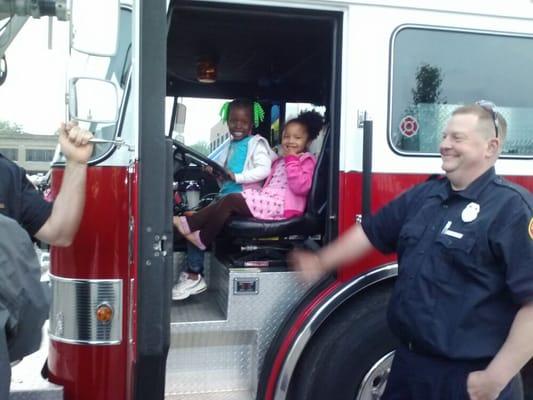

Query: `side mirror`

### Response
(0, 56, 7, 86)
(69, 77, 119, 123)
(70, 0, 119, 56)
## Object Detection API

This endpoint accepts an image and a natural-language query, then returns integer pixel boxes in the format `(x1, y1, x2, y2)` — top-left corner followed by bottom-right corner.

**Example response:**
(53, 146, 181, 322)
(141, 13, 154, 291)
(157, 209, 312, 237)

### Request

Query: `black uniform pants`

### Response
(382, 345, 515, 400)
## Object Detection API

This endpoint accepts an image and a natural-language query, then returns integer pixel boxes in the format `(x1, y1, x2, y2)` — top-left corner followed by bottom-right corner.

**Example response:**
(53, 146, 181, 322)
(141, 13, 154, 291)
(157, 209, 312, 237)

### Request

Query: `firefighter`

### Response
(291, 102, 533, 400)
(0, 121, 93, 396)
(0, 121, 93, 245)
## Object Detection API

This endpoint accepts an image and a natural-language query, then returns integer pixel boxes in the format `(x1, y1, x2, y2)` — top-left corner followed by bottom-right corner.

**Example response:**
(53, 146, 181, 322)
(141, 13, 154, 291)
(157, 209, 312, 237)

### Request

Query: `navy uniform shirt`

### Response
(0, 154, 53, 236)
(362, 167, 533, 360)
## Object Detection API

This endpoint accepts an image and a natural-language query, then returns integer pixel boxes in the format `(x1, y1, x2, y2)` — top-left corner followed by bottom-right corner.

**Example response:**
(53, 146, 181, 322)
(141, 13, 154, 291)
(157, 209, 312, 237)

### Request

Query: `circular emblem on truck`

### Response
(399, 115, 419, 138)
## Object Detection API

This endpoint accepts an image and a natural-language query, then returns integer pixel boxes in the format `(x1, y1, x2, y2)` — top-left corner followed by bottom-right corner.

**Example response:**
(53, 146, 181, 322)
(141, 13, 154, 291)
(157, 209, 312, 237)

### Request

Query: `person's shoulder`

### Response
(407, 174, 445, 197)
(249, 134, 268, 145)
(493, 177, 533, 211)
(299, 152, 316, 162)
(250, 134, 277, 159)
(0, 153, 22, 174)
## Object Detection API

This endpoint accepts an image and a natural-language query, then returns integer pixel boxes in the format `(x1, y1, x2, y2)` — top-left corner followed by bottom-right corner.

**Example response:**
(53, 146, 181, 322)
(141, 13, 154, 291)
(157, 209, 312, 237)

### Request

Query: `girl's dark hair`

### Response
(228, 98, 253, 118)
(222, 98, 265, 127)
(287, 110, 324, 141)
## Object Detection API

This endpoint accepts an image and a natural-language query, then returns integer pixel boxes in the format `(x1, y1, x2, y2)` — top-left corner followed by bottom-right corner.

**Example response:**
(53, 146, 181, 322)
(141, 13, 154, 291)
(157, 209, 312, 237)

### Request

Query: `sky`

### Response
(0, 15, 312, 147)
(168, 97, 228, 146)
(0, 16, 225, 143)
(0, 17, 70, 135)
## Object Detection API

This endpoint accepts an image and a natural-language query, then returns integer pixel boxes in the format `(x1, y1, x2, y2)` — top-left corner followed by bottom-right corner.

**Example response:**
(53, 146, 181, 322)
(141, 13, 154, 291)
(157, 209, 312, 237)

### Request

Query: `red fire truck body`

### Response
(7, 0, 533, 399)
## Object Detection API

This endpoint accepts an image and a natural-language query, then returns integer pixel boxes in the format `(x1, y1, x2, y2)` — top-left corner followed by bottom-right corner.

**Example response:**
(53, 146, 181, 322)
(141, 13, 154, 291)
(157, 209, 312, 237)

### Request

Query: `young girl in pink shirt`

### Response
(174, 110, 323, 250)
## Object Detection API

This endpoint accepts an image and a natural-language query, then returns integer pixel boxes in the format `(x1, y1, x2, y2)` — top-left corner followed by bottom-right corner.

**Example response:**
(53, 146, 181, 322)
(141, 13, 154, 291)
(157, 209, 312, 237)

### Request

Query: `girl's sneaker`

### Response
(172, 275, 207, 300)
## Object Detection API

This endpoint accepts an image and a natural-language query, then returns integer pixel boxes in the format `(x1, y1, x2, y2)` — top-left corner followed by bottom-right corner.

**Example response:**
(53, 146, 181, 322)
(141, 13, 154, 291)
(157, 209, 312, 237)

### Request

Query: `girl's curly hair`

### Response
(287, 110, 324, 141)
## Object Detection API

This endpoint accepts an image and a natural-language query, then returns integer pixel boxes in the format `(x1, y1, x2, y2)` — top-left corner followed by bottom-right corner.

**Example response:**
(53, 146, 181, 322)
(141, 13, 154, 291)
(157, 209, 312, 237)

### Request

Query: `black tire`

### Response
(288, 283, 398, 400)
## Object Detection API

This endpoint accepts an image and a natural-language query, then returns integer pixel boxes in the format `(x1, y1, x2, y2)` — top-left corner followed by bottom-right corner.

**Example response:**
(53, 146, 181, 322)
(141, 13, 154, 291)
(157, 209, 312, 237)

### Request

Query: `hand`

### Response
(225, 169, 235, 181)
(202, 165, 214, 175)
(467, 370, 506, 400)
(58, 121, 94, 164)
(289, 249, 326, 282)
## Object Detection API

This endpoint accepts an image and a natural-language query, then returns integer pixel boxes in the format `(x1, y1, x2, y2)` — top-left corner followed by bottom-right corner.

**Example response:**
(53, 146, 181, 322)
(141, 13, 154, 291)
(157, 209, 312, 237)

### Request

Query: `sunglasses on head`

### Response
(475, 100, 499, 138)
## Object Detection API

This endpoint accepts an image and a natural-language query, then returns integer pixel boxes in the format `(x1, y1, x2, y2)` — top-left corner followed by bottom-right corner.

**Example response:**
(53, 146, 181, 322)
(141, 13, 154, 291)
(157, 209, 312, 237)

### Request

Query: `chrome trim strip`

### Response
(274, 263, 398, 400)
(48, 334, 121, 346)
(49, 273, 122, 284)
(49, 273, 123, 345)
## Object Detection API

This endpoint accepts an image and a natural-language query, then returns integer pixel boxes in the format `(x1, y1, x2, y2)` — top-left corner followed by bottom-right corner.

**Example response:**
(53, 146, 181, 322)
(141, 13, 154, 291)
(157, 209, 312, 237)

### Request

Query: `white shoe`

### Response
(172, 275, 207, 300)
(178, 272, 189, 282)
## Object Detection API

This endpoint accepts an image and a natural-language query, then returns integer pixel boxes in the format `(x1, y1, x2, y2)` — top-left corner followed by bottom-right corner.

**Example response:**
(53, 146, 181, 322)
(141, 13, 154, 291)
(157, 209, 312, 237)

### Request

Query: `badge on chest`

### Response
(461, 202, 480, 223)
(441, 202, 480, 239)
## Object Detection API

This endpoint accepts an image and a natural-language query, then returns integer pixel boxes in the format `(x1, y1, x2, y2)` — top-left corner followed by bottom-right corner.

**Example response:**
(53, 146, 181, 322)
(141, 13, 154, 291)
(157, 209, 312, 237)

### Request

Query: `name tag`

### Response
(441, 221, 464, 239)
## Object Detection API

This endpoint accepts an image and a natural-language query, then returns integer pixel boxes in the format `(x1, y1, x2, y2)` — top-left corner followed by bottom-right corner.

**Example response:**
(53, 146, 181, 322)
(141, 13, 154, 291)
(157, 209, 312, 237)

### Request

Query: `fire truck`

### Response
(5, 0, 533, 399)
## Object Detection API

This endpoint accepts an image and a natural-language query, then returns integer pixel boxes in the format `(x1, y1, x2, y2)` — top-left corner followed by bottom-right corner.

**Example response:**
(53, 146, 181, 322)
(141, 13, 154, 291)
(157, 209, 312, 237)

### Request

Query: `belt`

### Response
(404, 341, 449, 360)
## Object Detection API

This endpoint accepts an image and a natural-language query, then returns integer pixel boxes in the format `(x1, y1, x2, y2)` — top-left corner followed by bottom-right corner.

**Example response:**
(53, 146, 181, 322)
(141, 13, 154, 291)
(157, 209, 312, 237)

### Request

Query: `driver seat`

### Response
(222, 127, 330, 241)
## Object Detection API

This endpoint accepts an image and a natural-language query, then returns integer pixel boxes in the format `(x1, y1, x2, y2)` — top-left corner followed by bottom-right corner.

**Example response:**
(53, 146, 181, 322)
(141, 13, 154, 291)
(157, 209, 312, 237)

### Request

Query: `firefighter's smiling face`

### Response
(440, 113, 499, 190)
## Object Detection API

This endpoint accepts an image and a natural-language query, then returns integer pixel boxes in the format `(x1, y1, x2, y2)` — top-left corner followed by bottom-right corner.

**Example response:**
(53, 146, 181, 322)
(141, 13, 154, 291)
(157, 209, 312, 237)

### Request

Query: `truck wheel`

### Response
(288, 283, 399, 400)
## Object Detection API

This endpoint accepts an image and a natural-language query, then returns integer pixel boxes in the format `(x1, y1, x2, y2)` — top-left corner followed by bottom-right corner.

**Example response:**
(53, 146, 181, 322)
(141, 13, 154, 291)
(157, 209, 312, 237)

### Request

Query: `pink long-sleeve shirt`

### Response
(241, 152, 317, 220)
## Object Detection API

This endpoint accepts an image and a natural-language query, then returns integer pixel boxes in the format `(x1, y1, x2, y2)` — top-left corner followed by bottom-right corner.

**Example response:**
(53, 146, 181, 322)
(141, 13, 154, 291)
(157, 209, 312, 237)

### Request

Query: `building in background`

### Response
(0, 132, 57, 173)
(209, 120, 229, 153)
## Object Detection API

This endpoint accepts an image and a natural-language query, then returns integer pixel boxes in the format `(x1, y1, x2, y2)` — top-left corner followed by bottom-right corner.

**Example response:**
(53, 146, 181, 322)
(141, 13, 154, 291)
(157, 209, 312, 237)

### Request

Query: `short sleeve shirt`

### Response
(362, 167, 533, 360)
(0, 154, 52, 236)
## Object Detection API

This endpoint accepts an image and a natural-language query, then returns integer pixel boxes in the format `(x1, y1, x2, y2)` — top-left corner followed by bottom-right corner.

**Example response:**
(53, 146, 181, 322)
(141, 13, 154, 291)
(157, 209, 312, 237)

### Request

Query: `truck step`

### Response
(166, 257, 312, 397)
(165, 390, 252, 400)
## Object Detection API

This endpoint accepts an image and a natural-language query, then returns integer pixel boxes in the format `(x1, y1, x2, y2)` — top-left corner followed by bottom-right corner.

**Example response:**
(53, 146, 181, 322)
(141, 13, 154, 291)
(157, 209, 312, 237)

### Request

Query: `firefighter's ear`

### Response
(486, 137, 501, 158)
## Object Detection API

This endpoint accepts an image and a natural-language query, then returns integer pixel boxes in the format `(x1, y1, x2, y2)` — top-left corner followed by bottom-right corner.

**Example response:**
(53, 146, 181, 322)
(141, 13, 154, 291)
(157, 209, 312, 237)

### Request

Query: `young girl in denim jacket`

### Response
(175, 110, 323, 250)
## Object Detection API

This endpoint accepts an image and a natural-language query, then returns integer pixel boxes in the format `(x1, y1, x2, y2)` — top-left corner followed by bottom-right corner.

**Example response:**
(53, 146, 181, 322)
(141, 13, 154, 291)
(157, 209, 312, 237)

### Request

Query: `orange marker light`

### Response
(96, 303, 114, 324)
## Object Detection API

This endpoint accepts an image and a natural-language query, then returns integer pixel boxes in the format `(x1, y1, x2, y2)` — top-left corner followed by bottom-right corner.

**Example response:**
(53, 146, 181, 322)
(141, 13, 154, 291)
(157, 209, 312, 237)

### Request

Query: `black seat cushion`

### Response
(223, 213, 324, 239)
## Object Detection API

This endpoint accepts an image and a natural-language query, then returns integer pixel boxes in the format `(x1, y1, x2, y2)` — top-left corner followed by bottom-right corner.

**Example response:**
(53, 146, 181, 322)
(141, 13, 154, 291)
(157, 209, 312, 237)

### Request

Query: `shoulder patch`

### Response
(529, 217, 533, 240)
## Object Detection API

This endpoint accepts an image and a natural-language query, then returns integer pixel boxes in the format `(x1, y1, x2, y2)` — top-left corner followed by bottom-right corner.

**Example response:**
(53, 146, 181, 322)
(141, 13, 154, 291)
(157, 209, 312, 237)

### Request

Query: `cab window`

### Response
(390, 27, 533, 157)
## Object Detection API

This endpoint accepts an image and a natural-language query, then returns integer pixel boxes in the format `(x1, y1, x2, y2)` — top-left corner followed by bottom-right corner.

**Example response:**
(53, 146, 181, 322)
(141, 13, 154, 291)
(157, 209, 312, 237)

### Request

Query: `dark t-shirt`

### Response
(0, 154, 53, 236)
(362, 167, 533, 360)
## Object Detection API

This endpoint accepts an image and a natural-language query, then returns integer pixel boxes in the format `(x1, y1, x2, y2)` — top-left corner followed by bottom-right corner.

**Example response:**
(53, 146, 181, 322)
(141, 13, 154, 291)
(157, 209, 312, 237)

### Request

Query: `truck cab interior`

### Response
(166, 0, 342, 308)
(167, 2, 339, 252)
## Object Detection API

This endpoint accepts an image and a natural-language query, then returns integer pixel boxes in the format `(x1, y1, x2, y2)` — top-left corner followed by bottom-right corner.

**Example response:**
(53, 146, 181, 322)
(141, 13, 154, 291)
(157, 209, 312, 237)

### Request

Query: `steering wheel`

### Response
(172, 139, 230, 180)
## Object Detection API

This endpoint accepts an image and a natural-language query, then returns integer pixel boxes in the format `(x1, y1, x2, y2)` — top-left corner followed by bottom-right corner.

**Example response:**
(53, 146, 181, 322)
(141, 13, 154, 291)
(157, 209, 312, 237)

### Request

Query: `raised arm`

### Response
(35, 122, 94, 246)
(284, 154, 316, 196)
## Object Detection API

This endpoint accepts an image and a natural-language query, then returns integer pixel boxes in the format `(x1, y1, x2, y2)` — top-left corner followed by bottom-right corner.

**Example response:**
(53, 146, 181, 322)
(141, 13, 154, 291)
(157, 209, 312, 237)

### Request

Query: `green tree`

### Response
(399, 64, 445, 152)
(0, 120, 22, 135)
(411, 64, 445, 105)
(190, 141, 210, 156)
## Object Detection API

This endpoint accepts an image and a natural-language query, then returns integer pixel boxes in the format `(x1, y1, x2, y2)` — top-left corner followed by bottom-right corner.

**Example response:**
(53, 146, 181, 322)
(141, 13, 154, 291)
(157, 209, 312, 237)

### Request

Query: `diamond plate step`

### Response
(165, 390, 252, 400)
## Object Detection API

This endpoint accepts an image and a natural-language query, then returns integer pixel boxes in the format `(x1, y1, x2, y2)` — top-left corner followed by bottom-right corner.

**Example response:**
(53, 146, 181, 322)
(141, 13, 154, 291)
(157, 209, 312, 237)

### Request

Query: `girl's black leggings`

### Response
(186, 193, 252, 246)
